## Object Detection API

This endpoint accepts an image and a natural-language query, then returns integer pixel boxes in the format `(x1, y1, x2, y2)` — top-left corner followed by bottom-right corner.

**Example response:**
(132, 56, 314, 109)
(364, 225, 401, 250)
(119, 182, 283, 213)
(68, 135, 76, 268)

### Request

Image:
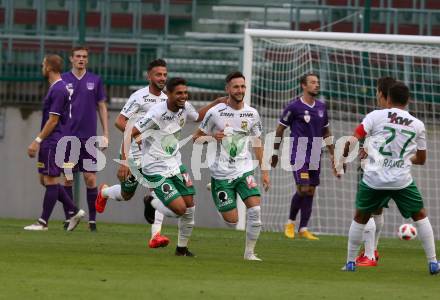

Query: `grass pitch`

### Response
(1, 219, 440, 300)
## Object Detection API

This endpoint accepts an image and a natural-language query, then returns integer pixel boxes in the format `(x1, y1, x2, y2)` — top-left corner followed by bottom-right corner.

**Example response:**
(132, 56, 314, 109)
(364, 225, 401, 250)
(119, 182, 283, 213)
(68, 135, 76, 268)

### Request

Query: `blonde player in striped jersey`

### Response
(193, 71, 270, 261)
(341, 82, 439, 274)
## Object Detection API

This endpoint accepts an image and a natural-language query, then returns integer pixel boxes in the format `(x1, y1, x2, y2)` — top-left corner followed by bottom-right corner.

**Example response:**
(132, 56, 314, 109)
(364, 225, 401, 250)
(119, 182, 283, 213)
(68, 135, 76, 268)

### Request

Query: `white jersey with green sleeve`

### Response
(120, 86, 168, 166)
(134, 101, 199, 176)
(361, 108, 426, 190)
(199, 103, 263, 180)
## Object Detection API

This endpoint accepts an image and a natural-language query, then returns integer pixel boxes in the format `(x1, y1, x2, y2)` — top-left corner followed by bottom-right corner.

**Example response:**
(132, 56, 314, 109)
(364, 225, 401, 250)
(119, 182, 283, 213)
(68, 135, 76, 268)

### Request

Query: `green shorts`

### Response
(211, 171, 261, 212)
(120, 168, 142, 194)
(143, 165, 196, 206)
(356, 180, 424, 219)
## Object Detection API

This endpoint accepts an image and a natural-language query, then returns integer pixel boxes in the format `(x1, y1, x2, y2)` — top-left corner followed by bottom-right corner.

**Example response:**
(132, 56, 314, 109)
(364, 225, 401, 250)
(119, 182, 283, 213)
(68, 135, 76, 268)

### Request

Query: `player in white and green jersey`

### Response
(95, 59, 171, 248)
(132, 77, 221, 257)
(193, 71, 270, 261)
(356, 76, 396, 267)
(342, 81, 439, 274)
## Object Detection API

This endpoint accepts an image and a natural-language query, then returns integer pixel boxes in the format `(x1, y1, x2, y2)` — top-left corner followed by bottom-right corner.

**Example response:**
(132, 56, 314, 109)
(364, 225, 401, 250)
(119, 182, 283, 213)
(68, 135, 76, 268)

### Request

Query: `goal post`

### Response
(242, 29, 440, 237)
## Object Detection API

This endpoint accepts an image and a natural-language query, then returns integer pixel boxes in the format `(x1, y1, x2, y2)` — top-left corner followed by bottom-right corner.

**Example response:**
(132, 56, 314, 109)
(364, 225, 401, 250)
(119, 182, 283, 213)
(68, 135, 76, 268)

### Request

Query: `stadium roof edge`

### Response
(244, 29, 440, 45)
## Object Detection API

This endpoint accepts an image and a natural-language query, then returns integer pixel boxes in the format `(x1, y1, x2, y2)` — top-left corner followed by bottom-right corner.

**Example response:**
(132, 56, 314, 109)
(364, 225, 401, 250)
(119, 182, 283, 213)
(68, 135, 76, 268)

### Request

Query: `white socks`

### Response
(245, 206, 262, 255)
(151, 210, 164, 238)
(178, 206, 195, 247)
(373, 213, 384, 250)
(224, 221, 238, 229)
(102, 185, 124, 201)
(347, 220, 365, 263)
(415, 217, 437, 263)
(151, 198, 178, 218)
(363, 218, 376, 260)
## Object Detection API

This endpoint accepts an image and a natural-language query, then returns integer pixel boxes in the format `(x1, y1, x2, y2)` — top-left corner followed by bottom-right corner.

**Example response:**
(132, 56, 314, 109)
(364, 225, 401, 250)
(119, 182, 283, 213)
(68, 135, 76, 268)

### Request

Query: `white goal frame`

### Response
(240, 29, 440, 232)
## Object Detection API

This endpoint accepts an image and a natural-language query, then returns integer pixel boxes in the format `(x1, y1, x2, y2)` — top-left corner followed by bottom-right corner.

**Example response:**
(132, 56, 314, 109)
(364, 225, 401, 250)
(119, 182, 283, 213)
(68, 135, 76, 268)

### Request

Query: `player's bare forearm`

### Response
(343, 136, 359, 160)
(39, 114, 60, 140)
(115, 114, 128, 132)
(253, 138, 266, 170)
(323, 126, 335, 157)
(192, 128, 207, 143)
(28, 114, 59, 158)
(271, 124, 286, 168)
(98, 101, 109, 137)
(411, 150, 426, 165)
(131, 127, 141, 146)
(254, 140, 270, 190)
(273, 124, 286, 150)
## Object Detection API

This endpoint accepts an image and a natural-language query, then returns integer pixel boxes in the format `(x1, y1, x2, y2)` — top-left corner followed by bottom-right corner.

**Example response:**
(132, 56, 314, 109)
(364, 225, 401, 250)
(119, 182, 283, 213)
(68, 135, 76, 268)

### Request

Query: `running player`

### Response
(193, 71, 270, 261)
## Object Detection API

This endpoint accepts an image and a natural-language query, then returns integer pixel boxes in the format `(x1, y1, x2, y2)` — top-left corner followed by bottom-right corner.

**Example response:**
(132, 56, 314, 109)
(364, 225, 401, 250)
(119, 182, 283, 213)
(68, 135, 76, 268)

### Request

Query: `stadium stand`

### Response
(0, 0, 439, 107)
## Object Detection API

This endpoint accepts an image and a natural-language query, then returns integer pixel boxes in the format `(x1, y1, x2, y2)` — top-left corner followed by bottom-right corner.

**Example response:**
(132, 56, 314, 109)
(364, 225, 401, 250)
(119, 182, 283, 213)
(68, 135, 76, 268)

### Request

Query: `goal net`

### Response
(243, 29, 440, 238)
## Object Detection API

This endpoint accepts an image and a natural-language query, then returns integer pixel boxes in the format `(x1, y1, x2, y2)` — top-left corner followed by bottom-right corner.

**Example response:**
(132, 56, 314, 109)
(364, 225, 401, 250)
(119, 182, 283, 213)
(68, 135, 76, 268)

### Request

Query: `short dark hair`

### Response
(166, 77, 187, 93)
(377, 76, 396, 99)
(71, 46, 89, 57)
(388, 81, 410, 106)
(148, 58, 167, 72)
(44, 54, 63, 73)
(300, 73, 319, 87)
(225, 71, 245, 84)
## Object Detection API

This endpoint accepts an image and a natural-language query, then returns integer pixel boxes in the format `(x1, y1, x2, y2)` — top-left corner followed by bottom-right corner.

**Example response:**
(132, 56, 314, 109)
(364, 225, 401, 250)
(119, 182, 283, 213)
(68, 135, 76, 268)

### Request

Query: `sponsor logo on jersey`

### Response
(179, 118, 185, 127)
(241, 120, 248, 131)
(86, 82, 95, 90)
(318, 110, 324, 118)
(161, 112, 175, 121)
(220, 112, 234, 117)
(142, 96, 158, 103)
(240, 112, 253, 118)
(388, 112, 413, 126)
(304, 110, 310, 123)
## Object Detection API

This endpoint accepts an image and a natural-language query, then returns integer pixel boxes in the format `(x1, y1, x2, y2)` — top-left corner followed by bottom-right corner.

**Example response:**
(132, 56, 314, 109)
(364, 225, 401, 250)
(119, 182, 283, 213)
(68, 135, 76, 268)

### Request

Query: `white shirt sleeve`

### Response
(250, 111, 263, 137)
(361, 110, 377, 135)
(416, 121, 427, 150)
(199, 108, 215, 134)
(185, 101, 199, 122)
(120, 93, 140, 118)
(135, 110, 158, 134)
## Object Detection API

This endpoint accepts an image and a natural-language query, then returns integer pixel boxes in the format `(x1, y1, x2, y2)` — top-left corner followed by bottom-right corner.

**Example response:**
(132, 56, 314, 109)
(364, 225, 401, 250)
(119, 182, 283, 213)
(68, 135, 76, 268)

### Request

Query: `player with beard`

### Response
(193, 71, 270, 261)
(95, 59, 171, 248)
(271, 73, 339, 240)
(134, 77, 222, 256)
(25, 54, 85, 231)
